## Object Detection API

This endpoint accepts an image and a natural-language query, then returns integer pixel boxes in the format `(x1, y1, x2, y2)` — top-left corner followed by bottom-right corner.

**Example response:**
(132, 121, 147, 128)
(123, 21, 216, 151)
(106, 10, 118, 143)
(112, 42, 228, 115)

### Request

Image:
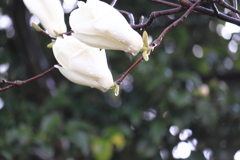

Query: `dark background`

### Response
(1, 0, 240, 159)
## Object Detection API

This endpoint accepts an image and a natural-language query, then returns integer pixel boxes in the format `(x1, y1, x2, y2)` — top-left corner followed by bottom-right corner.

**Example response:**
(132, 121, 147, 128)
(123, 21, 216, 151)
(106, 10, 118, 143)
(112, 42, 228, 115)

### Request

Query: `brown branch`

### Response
(115, 57, 144, 85)
(211, 2, 220, 16)
(0, 66, 57, 92)
(150, 0, 240, 26)
(150, 0, 180, 8)
(62, 31, 74, 36)
(178, 0, 240, 25)
(151, 0, 202, 49)
(111, 0, 117, 6)
(118, 10, 135, 25)
(132, 7, 184, 30)
(216, 0, 240, 15)
(233, 0, 237, 9)
(35, 26, 57, 40)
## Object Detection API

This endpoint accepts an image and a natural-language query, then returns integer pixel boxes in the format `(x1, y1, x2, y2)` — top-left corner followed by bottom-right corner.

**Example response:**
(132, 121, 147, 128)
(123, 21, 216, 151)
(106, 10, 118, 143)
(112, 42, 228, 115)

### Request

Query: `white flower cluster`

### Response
(23, 0, 144, 92)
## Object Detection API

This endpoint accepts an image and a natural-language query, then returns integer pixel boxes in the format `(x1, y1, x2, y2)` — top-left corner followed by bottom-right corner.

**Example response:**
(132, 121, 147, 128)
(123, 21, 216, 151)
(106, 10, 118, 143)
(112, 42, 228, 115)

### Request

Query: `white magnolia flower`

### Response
(69, 0, 143, 56)
(53, 35, 114, 92)
(23, 0, 66, 37)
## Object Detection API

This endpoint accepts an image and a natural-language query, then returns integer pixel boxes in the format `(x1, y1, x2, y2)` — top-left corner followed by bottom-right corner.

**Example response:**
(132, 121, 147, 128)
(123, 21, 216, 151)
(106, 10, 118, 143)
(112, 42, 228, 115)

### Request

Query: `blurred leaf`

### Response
(109, 132, 125, 151)
(0, 151, 12, 160)
(91, 138, 113, 160)
(136, 140, 157, 158)
(18, 124, 33, 144)
(149, 120, 166, 145)
(5, 128, 18, 143)
(167, 88, 192, 107)
(69, 131, 90, 156)
(196, 100, 218, 127)
(34, 146, 54, 160)
(40, 113, 61, 133)
(65, 120, 95, 132)
(175, 71, 202, 86)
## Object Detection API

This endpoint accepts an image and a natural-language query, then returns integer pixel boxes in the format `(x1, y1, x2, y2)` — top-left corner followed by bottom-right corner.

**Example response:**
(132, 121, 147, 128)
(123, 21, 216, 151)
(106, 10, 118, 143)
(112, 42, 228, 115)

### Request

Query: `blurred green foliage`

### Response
(1, 0, 240, 160)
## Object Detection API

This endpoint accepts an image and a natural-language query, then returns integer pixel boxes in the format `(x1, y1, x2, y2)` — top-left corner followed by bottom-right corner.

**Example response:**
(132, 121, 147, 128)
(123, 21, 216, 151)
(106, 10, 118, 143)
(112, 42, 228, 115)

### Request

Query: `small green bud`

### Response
(142, 31, 149, 47)
(31, 22, 42, 32)
(143, 50, 149, 61)
(47, 42, 55, 48)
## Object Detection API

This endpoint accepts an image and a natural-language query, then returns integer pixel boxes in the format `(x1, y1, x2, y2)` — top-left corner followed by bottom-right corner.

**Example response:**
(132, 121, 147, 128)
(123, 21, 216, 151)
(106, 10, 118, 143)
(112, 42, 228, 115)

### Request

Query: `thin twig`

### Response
(62, 31, 74, 36)
(216, 0, 240, 15)
(150, 0, 180, 8)
(151, 0, 202, 49)
(39, 29, 56, 40)
(0, 66, 57, 92)
(152, 0, 240, 26)
(0, 84, 14, 92)
(110, 0, 117, 6)
(118, 10, 135, 25)
(115, 57, 144, 85)
(178, 0, 240, 25)
(211, 2, 220, 16)
(132, 7, 184, 30)
(233, 0, 237, 9)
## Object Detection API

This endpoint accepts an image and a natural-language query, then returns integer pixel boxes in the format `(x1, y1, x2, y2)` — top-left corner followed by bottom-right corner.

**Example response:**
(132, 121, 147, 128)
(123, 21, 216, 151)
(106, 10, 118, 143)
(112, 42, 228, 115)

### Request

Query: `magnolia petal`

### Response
(92, 16, 143, 55)
(69, 1, 98, 35)
(68, 47, 113, 83)
(23, 0, 66, 36)
(55, 65, 111, 92)
(69, 0, 143, 55)
(86, 0, 117, 18)
(71, 33, 128, 52)
(53, 35, 114, 92)
(53, 36, 86, 68)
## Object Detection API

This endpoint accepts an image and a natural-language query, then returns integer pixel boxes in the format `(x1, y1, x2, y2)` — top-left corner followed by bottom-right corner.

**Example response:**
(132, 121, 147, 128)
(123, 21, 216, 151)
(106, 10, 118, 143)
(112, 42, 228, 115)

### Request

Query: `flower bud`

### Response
(53, 35, 114, 92)
(23, 0, 67, 37)
(69, 0, 143, 56)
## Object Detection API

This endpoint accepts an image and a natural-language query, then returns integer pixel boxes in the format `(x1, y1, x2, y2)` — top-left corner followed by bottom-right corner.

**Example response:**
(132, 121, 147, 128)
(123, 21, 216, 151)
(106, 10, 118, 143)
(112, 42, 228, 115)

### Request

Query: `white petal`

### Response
(92, 16, 143, 54)
(68, 47, 113, 91)
(53, 35, 114, 92)
(86, 0, 115, 18)
(23, 0, 66, 36)
(69, 0, 143, 55)
(53, 36, 86, 68)
(68, 47, 111, 79)
(69, 1, 97, 35)
(56, 55, 113, 92)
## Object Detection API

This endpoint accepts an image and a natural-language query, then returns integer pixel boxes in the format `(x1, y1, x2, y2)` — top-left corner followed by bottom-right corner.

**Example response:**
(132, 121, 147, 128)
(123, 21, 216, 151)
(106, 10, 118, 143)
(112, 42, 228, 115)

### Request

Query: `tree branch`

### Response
(151, 0, 202, 49)
(0, 66, 57, 92)
(118, 10, 135, 25)
(150, 0, 180, 8)
(111, 0, 117, 6)
(115, 57, 144, 85)
(179, 0, 240, 25)
(132, 7, 184, 30)
(216, 0, 240, 15)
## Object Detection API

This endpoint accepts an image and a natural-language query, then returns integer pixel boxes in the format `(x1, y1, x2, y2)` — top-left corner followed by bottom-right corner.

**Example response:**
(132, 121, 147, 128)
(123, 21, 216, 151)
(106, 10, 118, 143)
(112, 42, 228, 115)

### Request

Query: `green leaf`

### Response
(69, 131, 90, 156)
(40, 113, 61, 133)
(168, 88, 192, 107)
(109, 132, 125, 151)
(91, 138, 113, 160)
